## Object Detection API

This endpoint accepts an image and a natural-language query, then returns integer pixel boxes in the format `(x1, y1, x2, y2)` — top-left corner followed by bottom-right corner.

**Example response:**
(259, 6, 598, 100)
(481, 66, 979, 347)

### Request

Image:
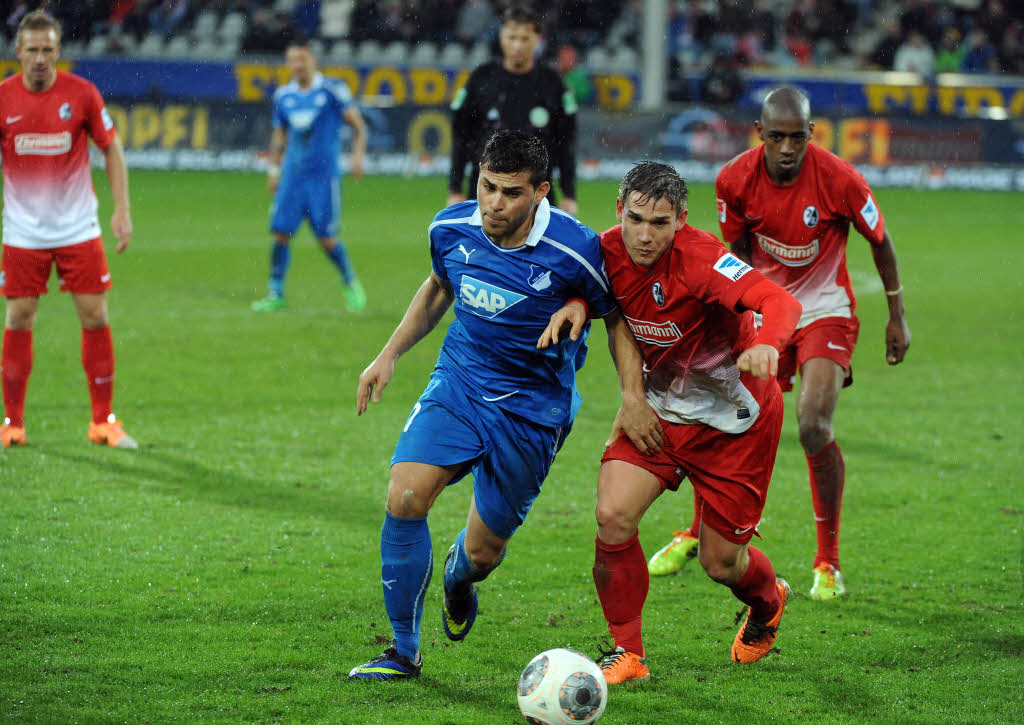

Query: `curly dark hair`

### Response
(618, 161, 688, 214)
(479, 130, 549, 190)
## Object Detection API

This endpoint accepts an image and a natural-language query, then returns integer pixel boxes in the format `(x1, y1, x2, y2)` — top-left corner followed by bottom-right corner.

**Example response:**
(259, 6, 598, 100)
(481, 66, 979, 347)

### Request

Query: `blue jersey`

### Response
(428, 199, 616, 428)
(272, 72, 354, 179)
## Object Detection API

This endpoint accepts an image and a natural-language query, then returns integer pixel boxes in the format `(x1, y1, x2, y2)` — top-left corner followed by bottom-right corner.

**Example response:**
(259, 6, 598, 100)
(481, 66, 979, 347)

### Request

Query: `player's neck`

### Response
(22, 71, 56, 93)
(487, 214, 535, 248)
(503, 58, 535, 75)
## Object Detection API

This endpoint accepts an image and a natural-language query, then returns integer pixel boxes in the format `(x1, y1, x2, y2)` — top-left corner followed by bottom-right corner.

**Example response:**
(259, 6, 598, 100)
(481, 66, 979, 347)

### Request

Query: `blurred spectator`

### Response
(607, 0, 642, 50)
(933, 26, 965, 73)
(975, 0, 1009, 49)
(423, 0, 462, 45)
(320, 0, 353, 45)
(669, 0, 716, 70)
(961, 28, 998, 73)
(867, 17, 902, 69)
(292, 0, 322, 39)
(242, 6, 295, 54)
(149, 0, 192, 40)
(557, 44, 593, 105)
(456, 0, 497, 47)
(348, 0, 382, 44)
(894, 30, 935, 76)
(556, 0, 618, 52)
(702, 50, 743, 104)
(51, 0, 107, 43)
(998, 22, 1024, 75)
(380, 0, 423, 44)
(900, 0, 940, 47)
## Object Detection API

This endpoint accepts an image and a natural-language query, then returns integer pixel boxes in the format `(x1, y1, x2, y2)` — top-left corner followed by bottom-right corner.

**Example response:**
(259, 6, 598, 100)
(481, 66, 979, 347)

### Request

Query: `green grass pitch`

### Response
(1, 171, 1021, 723)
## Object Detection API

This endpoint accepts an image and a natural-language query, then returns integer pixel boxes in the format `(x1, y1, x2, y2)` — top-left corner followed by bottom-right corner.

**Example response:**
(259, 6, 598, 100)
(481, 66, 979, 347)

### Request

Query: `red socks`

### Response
(730, 546, 780, 623)
(807, 440, 845, 569)
(82, 326, 115, 424)
(2, 328, 32, 427)
(687, 491, 703, 537)
(593, 533, 648, 656)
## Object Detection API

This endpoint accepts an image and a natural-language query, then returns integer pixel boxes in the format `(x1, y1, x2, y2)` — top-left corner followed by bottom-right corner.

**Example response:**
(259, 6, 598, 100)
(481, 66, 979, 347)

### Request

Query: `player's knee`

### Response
(699, 549, 739, 584)
(384, 483, 430, 518)
(798, 418, 832, 453)
(465, 540, 505, 572)
(594, 499, 637, 544)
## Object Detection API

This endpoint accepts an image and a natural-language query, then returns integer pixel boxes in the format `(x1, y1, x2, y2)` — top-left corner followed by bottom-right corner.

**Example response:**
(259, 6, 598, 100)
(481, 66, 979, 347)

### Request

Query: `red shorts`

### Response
(602, 376, 784, 544)
(1, 238, 111, 297)
(777, 316, 859, 392)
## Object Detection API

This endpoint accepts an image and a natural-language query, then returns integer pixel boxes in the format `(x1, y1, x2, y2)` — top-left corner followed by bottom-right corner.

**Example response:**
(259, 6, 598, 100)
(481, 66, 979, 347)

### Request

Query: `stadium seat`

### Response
(221, 12, 247, 40)
(584, 46, 611, 69)
(439, 43, 466, 67)
(381, 41, 409, 64)
(85, 35, 109, 57)
(610, 46, 639, 70)
(468, 42, 490, 66)
(355, 40, 384, 65)
(138, 33, 164, 56)
(409, 41, 439, 65)
(164, 35, 192, 57)
(193, 10, 219, 39)
(329, 40, 354, 62)
(308, 38, 326, 57)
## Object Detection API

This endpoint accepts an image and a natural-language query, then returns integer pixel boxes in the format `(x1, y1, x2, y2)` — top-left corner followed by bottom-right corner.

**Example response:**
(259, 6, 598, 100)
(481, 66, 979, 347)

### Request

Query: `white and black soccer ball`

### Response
(517, 648, 607, 724)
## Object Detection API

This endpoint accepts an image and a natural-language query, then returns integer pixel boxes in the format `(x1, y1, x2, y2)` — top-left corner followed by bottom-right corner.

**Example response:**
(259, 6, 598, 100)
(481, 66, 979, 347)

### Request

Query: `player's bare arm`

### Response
(559, 198, 578, 217)
(729, 233, 753, 264)
(343, 105, 367, 181)
(102, 136, 132, 253)
(871, 227, 910, 365)
(357, 272, 455, 415)
(266, 126, 286, 193)
(604, 310, 663, 455)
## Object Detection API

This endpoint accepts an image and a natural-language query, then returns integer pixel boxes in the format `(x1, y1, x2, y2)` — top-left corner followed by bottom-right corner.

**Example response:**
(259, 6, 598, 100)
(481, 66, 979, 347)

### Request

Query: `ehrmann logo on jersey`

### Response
(624, 315, 681, 347)
(459, 275, 526, 319)
(755, 232, 819, 267)
(15, 132, 72, 156)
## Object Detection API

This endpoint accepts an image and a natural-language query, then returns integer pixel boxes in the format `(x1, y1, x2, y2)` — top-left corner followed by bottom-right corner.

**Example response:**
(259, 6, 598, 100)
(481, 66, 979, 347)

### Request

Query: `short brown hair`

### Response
(618, 161, 688, 214)
(502, 3, 543, 34)
(17, 10, 62, 45)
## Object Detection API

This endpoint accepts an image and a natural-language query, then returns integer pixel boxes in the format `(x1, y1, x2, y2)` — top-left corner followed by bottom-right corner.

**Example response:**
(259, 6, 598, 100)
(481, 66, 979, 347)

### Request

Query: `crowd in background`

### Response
(2, 1, 1022, 93)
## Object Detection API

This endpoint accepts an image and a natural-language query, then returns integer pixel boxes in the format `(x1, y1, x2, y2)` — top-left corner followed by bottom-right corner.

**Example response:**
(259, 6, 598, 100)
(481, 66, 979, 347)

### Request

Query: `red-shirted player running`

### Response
(540, 162, 802, 678)
(0, 11, 137, 449)
(650, 86, 911, 599)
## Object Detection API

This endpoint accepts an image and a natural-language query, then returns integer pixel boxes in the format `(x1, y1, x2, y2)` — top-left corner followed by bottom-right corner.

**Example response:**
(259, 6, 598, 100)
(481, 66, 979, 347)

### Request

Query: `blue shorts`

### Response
(391, 373, 570, 540)
(269, 173, 340, 239)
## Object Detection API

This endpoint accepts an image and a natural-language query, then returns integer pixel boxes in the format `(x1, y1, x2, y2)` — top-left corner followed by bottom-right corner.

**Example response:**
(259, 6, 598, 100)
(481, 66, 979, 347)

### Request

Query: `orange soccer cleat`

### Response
(88, 414, 138, 449)
(731, 579, 791, 664)
(1, 418, 27, 447)
(598, 646, 650, 684)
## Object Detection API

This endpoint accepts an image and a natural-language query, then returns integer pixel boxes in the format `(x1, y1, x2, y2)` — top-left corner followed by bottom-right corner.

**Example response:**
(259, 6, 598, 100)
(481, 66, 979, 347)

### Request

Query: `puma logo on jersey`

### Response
(458, 244, 475, 263)
(459, 275, 525, 319)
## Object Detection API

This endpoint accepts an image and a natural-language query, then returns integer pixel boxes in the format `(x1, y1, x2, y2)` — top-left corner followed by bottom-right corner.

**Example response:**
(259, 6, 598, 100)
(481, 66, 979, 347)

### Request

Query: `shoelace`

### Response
(595, 640, 624, 667)
(739, 618, 778, 645)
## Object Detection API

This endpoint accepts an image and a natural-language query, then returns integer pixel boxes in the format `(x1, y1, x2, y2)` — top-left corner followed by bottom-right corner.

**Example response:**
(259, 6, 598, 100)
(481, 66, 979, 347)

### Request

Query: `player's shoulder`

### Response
(805, 142, 859, 178)
(272, 80, 297, 102)
(430, 201, 478, 233)
(321, 74, 354, 102)
(0, 73, 21, 96)
(675, 223, 731, 265)
(55, 71, 102, 97)
(469, 60, 503, 83)
(716, 145, 762, 186)
(545, 207, 598, 245)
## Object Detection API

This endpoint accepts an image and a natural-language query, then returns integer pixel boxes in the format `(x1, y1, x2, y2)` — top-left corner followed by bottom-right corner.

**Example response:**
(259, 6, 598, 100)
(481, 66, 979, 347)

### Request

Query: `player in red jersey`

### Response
(540, 162, 802, 677)
(0, 11, 137, 449)
(669, 85, 907, 600)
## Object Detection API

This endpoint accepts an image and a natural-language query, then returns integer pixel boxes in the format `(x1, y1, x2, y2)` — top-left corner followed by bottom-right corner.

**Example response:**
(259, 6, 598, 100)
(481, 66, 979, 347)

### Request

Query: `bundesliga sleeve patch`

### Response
(860, 195, 880, 230)
(101, 107, 114, 131)
(716, 198, 727, 223)
(713, 253, 753, 282)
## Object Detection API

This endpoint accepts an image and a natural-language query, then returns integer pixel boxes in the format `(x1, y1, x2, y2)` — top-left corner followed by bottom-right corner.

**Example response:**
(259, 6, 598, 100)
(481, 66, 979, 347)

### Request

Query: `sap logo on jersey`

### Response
(459, 275, 526, 319)
(713, 253, 753, 281)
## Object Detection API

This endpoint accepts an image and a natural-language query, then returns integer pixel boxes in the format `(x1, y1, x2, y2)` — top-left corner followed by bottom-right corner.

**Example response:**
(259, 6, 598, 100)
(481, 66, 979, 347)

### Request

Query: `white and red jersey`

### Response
(0, 71, 117, 249)
(601, 224, 769, 434)
(715, 143, 886, 328)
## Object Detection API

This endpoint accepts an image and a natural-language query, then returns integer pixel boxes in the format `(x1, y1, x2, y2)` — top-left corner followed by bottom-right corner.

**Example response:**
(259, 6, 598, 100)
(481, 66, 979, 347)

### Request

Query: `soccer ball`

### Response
(516, 648, 607, 724)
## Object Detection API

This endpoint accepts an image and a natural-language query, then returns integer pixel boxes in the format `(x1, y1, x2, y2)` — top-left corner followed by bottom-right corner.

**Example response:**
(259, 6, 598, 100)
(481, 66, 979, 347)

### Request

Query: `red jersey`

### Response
(715, 143, 885, 328)
(601, 223, 769, 434)
(0, 71, 117, 250)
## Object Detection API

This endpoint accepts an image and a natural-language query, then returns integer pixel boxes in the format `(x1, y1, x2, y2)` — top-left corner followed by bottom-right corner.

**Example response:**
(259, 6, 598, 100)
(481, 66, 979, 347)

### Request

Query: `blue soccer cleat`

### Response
(348, 644, 422, 681)
(441, 544, 478, 642)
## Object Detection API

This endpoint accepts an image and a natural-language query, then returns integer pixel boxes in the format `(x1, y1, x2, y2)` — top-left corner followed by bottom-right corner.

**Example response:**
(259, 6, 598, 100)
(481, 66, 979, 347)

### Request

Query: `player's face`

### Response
(476, 164, 550, 246)
(17, 28, 60, 92)
(500, 21, 540, 72)
(285, 46, 316, 87)
(617, 192, 687, 267)
(757, 112, 814, 184)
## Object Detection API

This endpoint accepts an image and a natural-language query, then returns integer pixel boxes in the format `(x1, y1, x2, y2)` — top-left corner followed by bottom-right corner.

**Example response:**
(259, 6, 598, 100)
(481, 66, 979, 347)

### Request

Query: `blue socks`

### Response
(380, 512, 432, 660)
(269, 242, 290, 298)
(443, 527, 506, 594)
(323, 241, 355, 285)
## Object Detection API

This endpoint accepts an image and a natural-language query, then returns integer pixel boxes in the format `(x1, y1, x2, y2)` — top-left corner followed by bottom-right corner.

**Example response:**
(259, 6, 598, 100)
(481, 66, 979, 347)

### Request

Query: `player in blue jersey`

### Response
(251, 39, 368, 313)
(348, 130, 662, 681)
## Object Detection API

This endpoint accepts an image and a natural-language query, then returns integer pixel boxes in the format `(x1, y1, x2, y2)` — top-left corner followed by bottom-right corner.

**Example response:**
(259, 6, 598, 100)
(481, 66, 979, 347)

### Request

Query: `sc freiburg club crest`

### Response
(652, 281, 665, 306)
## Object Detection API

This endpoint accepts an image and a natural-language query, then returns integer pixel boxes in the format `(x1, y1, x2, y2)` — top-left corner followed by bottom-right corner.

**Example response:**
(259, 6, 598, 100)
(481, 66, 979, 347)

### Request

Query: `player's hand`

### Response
(886, 317, 911, 365)
(357, 354, 397, 415)
(612, 397, 664, 455)
(111, 207, 132, 253)
(736, 343, 779, 380)
(559, 198, 578, 217)
(536, 299, 587, 348)
(446, 192, 467, 207)
(350, 152, 365, 181)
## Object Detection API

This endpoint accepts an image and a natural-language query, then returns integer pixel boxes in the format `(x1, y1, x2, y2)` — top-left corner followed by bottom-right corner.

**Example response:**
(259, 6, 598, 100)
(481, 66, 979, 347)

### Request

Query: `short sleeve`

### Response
(842, 169, 886, 245)
(85, 83, 116, 149)
(271, 92, 288, 129)
(688, 242, 766, 312)
(326, 78, 354, 112)
(714, 170, 748, 244)
(428, 226, 450, 284)
(574, 230, 617, 318)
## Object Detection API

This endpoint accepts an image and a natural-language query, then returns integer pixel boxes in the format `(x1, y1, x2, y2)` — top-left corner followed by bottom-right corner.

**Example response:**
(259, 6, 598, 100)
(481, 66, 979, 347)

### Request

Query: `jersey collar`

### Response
(469, 197, 551, 248)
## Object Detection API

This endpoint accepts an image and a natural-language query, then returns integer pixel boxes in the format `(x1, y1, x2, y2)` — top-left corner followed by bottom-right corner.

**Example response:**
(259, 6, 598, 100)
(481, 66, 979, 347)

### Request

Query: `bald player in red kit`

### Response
(540, 161, 802, 678)
(0, 10, 137, 449)
(646, 86, 910, 599)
